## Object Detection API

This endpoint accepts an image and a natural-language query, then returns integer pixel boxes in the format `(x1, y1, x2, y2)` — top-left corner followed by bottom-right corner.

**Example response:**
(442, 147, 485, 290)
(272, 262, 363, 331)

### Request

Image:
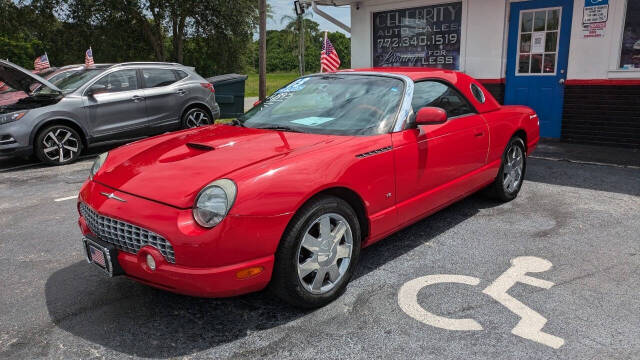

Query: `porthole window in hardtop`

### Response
(470, 83, 485, 104)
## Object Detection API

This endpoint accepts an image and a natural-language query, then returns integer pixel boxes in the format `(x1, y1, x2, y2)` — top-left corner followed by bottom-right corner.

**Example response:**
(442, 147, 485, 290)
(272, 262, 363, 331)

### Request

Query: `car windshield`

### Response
(29, 69, 82, 92)
(34, 69, 104, 95)
(48, 70, 83, 85)
(239, 74, 405, 136)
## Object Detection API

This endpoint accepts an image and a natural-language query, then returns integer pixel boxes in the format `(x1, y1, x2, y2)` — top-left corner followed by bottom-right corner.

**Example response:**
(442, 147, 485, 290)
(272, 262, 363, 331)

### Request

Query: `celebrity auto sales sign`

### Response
(373, 2, 462, 69)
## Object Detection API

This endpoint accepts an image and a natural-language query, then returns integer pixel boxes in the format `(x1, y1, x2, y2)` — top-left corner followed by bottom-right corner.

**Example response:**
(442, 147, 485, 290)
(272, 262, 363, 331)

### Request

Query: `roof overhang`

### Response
(301, 0, 352, 33)
(301, 0, 352, 5)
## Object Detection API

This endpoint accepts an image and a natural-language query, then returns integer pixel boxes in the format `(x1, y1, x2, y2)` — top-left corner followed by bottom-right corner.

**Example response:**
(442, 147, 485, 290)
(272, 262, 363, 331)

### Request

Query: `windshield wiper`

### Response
(255, 125, 302, 133)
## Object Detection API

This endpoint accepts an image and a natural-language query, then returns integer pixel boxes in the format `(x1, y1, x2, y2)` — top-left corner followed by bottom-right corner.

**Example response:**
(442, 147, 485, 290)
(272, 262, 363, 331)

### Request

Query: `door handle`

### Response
(131, 95, 144, 102)
(176, 89, 186, 96)
(474, 131, 484, 137)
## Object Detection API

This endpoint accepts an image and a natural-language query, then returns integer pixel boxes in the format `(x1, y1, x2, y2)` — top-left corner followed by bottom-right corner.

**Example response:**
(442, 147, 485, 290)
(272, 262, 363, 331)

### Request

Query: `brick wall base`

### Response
(480, 83, 505, 105)
(562, 85, 640, 148)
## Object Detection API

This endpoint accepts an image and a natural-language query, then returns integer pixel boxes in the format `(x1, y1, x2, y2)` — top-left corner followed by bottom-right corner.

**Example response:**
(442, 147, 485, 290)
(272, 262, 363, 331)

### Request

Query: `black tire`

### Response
(487, 137, 526, 202)
(181, 107, 211, 129)
(270, 195, 361, 308)
(34, 125, 83, 166)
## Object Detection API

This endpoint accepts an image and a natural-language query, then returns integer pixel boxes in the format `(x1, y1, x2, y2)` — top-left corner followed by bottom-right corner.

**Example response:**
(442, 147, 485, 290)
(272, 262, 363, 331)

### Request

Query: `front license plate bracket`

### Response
(82, 236, 124, 277)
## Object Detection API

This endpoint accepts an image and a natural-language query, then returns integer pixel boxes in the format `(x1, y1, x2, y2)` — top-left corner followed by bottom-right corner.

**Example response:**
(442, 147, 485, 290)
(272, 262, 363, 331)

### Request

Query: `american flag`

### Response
(85, 47, 94, 67)
(89, 246, 106, 267)
(34, 53, 50, 71)
(321, 35, 340, 72)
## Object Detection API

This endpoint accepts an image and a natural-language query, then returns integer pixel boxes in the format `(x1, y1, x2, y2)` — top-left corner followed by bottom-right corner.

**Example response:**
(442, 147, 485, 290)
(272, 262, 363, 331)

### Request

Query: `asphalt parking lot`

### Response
(1, 148, 639, 359)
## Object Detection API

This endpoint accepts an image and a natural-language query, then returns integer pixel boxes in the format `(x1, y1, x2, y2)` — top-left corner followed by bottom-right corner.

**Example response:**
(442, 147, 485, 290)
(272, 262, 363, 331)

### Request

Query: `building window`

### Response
(517, 8, 561, 75)
(372, 2, 463, 69)
(620, 0, 640, 69)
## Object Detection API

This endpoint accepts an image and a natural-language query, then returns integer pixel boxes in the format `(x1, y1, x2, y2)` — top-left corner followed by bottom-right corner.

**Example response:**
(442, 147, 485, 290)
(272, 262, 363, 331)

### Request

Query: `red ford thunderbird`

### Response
(78, 68, 539, 308)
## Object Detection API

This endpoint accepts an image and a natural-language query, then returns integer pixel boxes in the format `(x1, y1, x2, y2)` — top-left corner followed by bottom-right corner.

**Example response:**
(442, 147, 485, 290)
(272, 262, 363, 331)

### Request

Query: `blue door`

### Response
(505, 0, 573, 138)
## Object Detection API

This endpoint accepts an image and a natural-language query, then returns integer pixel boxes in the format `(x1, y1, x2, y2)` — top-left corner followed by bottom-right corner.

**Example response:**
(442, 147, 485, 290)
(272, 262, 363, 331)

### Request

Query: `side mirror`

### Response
(415, 107, 447, 125)
(87, 84, 107, 96)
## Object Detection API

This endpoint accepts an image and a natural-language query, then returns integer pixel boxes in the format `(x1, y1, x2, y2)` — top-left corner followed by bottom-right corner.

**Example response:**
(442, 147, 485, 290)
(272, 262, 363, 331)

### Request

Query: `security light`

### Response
(294, 0, 305, 16)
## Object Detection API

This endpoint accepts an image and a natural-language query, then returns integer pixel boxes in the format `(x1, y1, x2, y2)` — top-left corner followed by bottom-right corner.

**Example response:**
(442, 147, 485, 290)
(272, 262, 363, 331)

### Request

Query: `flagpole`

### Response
(321, 31, 328, 73)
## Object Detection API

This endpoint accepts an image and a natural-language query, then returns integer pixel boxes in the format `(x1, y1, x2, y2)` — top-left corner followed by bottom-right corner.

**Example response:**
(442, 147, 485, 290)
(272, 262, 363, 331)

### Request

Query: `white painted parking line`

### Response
(398, 256, 564, 349)
(529, 155, 640, 169)
(54, 195, 77, 202)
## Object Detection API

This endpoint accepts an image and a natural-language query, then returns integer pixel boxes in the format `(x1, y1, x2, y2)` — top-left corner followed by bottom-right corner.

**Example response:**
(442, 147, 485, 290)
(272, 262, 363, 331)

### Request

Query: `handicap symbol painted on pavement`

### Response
(398, 256, 564, 349)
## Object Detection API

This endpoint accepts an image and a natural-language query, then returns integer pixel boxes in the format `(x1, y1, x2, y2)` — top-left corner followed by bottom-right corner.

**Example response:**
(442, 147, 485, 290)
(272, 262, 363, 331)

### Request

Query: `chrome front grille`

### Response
(80, 203, 175, 263)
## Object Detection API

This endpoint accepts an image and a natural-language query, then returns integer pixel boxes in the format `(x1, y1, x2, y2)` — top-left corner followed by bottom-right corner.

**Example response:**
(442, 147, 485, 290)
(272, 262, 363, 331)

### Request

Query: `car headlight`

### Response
(0, 111, 28, 125)
(193, 179, 237, 228)
(90, 152, 108, 179)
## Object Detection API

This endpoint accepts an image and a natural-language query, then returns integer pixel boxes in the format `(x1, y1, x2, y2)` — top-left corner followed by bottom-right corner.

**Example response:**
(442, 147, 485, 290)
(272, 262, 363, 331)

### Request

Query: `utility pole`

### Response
(300, 16, 305, 75)
(294, 1, 306, 76)
(298, 16, 303, 76)
(259, 0, 267, 100)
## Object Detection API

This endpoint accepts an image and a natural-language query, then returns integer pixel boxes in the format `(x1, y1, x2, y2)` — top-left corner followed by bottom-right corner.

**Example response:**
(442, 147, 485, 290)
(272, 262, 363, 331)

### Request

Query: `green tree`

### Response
(46, 0, 258, 75)
(248, 19, 351, 74)
(280, 11, 313, 75)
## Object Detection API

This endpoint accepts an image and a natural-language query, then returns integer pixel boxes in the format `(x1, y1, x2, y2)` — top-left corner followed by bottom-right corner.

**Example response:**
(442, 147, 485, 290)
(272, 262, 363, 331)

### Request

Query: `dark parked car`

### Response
(0, 60, 220, 165)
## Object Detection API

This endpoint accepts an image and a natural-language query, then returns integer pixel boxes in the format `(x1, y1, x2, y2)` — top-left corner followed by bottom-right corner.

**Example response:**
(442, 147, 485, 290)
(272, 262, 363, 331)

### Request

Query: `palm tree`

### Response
(280, 10, 313, 76)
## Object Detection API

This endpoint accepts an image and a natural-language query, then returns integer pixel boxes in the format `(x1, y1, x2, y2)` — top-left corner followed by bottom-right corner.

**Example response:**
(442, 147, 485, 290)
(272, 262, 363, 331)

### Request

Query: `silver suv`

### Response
(0, 60, 220, 165)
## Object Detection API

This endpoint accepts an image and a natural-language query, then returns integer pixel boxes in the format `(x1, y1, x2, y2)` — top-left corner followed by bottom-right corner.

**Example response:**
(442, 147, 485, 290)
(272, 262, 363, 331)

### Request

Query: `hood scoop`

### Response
(158, 143, 215, 163)
(186, 142, 215, 151)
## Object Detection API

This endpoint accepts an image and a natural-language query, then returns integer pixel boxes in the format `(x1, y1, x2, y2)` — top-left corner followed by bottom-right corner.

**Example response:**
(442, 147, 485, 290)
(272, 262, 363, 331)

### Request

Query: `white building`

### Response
(307, 0, 640, 148)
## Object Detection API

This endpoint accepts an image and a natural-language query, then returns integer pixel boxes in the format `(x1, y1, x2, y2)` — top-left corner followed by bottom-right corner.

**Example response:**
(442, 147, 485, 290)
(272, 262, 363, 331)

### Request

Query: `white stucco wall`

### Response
(348, 0, 639, 80)
(350, 0, 508, 79)
(566, 0, 638, 79)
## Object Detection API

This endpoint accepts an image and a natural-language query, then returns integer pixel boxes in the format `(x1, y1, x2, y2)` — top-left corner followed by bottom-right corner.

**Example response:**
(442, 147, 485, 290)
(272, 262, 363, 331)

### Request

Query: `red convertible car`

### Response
(78, 68, 539, 308)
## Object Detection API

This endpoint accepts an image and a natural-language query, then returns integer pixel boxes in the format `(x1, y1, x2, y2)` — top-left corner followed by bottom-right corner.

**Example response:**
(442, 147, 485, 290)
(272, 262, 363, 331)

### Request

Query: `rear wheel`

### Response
(487, 137, 526, 201)
(35, 125, 83, 166)
(181, 107, 211, 129)
(270, 195, 361, 308)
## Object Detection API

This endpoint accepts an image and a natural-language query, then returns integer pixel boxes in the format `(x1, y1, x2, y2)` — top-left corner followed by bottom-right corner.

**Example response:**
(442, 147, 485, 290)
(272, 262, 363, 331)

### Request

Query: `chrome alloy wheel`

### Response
(185, 110, 210, 128)
(503, 144, 524, 193)
(297, 213, 353, 295)
(42, 128, 80, 163)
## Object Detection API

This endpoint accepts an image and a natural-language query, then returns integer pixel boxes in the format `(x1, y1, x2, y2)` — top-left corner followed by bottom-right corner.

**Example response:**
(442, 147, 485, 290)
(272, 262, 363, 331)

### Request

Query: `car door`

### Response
(84, 69, 148, 140)
(392, 80, 489, 225)
(140, 68, 182, 132)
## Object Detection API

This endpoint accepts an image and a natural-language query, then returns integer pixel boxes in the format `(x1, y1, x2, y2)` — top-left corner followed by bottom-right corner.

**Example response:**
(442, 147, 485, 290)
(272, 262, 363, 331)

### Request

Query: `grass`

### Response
(244, 72, 299, 98)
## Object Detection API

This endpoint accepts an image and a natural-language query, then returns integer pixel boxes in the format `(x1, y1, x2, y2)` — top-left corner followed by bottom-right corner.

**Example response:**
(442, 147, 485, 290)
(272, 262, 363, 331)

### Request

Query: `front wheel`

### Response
(487, 137, 526, 201)
(181, 107, 211, 129)
(34, 125, 83, 166)
(270, 196, 361, 308)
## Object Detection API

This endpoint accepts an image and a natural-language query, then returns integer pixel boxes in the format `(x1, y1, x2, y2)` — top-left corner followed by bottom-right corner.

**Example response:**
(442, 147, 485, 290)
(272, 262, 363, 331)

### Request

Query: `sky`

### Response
(267, 0, 351, 36)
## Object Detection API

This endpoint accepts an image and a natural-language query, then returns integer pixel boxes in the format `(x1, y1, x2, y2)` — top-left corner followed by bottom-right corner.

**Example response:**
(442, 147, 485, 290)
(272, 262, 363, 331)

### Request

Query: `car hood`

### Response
(94, 125, 349, 208)
(0, 60, 61, 94)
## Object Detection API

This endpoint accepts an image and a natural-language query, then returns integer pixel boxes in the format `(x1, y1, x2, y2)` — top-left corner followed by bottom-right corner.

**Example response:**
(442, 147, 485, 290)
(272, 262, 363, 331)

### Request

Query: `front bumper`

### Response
(0, 119, 33, 157)
(78, 180, 291, 297)
(114, 242, 273, 297)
